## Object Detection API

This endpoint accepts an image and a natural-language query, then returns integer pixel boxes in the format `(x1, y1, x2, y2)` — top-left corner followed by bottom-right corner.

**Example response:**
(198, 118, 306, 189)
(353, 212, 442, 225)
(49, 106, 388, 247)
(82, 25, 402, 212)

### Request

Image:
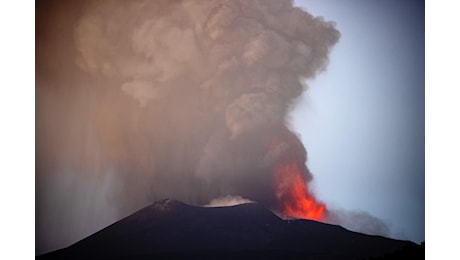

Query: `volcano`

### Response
(38, 199, 423, 259)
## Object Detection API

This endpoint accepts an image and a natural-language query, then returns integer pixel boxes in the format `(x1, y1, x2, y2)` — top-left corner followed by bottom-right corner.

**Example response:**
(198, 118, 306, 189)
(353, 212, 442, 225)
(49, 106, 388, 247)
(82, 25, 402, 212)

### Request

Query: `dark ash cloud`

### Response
(36, 0, 340, 254)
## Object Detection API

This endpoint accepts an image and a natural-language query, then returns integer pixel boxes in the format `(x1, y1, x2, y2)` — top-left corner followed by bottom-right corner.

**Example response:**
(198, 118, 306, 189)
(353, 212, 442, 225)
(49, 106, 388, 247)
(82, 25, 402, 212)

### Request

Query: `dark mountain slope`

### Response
(39, 199, 423, 259)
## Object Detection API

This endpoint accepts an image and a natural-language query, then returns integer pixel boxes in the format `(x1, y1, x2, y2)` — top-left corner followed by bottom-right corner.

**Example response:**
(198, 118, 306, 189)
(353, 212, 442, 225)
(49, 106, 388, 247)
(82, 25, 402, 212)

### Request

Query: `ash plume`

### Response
(37, 0, 340, 254)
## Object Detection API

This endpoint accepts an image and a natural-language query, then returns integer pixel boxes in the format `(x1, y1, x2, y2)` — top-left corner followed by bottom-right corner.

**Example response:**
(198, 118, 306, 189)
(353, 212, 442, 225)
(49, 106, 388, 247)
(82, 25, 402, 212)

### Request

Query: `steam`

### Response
(36, 0, 341, 254)
(205, 196, 254, 207)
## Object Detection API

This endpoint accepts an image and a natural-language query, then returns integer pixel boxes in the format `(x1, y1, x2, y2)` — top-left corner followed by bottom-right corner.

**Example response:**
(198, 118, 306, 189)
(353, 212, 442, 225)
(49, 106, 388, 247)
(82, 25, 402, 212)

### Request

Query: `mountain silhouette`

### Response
(39, 199, 423, 259)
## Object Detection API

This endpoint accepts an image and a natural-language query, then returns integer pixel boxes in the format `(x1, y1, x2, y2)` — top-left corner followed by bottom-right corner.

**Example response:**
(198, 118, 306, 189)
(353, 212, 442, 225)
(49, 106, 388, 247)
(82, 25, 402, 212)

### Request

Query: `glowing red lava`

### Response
(270, 127, 326, 221)
(274, 162, 325, 221)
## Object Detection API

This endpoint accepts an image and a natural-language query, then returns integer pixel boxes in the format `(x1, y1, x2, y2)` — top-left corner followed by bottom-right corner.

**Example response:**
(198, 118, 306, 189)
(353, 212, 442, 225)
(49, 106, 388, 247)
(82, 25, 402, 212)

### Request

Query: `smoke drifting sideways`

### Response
(36, 0, 389, 254)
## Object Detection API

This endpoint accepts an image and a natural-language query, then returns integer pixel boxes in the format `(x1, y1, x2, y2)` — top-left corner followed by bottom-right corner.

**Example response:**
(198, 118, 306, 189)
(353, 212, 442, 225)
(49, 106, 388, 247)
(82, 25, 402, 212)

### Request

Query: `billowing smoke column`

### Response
(72, 0, 339, 212)
(36, 0, 339, 253)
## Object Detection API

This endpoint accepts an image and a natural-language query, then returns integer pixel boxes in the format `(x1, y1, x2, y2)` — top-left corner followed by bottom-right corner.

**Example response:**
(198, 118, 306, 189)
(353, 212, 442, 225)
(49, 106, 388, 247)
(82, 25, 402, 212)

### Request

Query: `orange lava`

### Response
(274, 162, 325, 221)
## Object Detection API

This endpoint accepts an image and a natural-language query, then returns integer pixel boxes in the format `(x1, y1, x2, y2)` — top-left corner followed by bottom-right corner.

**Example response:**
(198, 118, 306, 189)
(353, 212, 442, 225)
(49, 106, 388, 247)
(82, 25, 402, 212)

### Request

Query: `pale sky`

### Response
(292, 0, 424, 243)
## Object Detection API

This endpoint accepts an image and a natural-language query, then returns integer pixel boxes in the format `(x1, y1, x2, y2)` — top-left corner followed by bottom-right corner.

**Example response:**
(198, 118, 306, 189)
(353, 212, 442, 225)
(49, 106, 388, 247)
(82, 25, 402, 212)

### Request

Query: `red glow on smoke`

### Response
(274, 162, 325, 221)
(270, 126, 326, 221)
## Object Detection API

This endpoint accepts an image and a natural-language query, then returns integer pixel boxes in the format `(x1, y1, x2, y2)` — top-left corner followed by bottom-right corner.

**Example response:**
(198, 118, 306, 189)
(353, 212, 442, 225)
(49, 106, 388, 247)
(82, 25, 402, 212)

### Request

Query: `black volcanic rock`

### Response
(39, 199, 423, 259)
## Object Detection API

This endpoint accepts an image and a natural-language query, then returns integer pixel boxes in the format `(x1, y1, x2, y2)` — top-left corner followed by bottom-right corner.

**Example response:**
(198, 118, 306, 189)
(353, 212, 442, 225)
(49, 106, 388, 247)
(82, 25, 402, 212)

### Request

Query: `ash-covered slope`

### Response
(39, 199, 423, 259)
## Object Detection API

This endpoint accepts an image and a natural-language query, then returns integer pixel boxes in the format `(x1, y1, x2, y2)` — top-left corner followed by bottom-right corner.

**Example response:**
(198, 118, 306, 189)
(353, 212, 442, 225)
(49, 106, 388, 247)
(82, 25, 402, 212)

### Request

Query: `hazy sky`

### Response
(291, 0, 424, 243)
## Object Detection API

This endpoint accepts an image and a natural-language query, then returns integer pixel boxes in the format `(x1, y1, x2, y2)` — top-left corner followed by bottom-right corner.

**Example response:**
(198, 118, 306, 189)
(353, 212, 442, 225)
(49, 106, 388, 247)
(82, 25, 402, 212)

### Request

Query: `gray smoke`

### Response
(326, 209, 391, 238)
(36, 0, 340, 254)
